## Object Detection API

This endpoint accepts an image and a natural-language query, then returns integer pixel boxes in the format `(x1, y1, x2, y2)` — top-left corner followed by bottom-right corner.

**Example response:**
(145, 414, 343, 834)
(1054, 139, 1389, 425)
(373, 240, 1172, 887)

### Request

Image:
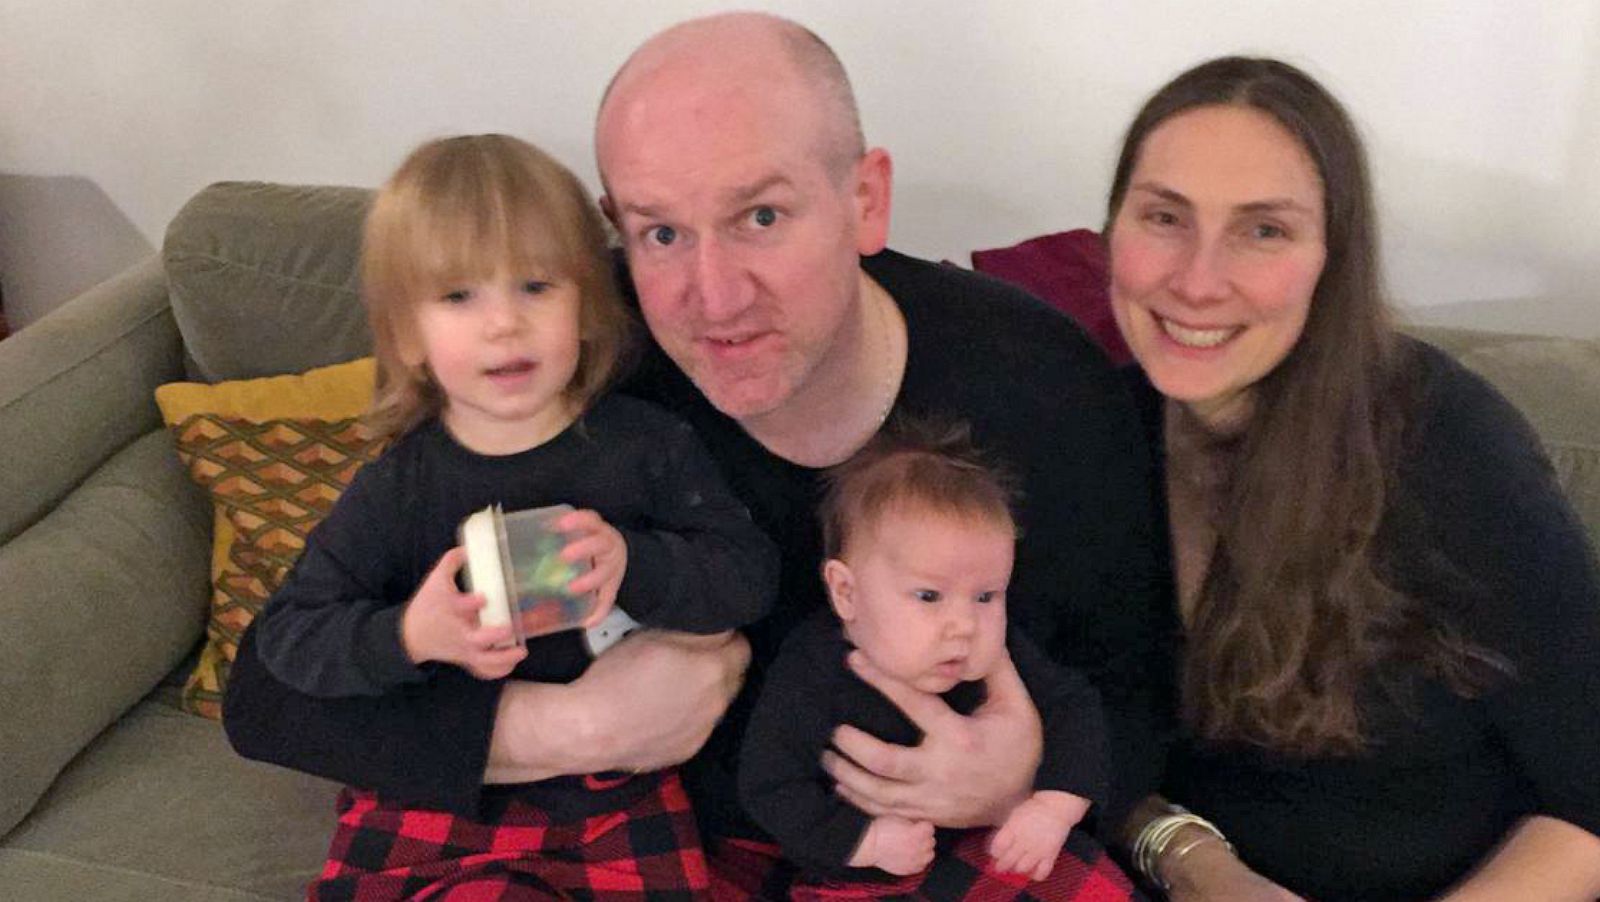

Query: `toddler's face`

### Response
(409, 268, 582, 454)
(826, 506, 1012, 694)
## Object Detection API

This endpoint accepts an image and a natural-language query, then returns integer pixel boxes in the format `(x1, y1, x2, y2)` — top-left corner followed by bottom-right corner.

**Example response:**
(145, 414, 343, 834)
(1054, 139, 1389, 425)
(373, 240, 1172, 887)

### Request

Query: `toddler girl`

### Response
(253, 134, 776, 900)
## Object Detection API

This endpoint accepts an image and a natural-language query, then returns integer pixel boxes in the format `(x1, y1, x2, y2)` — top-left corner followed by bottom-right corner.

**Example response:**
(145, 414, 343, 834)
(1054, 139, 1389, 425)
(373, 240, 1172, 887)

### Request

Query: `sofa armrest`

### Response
(0, 257, 214, 836)
(0, 256, 181, 544)
(0, 428, 211, 837)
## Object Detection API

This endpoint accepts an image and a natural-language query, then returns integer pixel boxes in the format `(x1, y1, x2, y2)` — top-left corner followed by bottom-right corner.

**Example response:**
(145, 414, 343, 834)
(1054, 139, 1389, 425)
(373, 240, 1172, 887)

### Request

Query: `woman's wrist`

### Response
(1128, 800, 1236, 890)
(1158, 824, 1237, 892)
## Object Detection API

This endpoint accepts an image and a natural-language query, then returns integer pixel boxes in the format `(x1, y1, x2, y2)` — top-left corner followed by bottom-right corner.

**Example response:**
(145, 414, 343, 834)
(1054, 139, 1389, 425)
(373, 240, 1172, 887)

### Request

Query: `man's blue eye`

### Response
(522, 280, 550, 294)
(442, 289, 470, 303)
(649, 225, 677, 246)
(752, 206, 777, 227)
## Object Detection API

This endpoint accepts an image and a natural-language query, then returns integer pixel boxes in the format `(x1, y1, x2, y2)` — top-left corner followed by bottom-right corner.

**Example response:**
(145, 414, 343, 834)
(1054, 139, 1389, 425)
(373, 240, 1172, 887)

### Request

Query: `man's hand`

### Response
(485, 629, 750, 783)
(849, 815, 935, 876)
(823, 649, 1042, 828)
(400, 547, 526, 679)
(988, 790, 1090, 882)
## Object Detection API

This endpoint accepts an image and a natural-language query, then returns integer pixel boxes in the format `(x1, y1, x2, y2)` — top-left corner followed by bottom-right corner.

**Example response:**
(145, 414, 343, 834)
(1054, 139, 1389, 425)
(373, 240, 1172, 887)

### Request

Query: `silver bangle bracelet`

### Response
(1131, 804, 1233, 890)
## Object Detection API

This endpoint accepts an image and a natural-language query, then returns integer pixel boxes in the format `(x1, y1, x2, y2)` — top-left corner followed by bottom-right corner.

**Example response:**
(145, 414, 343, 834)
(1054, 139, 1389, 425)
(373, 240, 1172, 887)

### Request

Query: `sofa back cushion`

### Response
(1412, 327, 1600, 547)
(163, 181, 373, 382)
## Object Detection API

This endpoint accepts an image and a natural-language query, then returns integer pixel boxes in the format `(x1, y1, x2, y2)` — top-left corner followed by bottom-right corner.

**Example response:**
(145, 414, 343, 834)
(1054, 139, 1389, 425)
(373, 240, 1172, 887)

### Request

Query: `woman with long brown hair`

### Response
(1107, 56, 1600, 899)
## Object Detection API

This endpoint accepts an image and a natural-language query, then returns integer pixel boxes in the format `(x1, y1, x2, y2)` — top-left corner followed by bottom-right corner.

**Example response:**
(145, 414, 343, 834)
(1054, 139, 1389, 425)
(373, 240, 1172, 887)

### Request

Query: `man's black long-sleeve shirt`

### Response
(226, 250, 1175, 834)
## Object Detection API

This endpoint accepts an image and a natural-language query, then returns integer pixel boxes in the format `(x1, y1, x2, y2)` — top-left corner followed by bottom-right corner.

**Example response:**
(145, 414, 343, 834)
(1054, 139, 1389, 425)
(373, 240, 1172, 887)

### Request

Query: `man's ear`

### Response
(823, 558, 857, 621)
(598, 194, 619, 229)
(852, 147, 893, 256)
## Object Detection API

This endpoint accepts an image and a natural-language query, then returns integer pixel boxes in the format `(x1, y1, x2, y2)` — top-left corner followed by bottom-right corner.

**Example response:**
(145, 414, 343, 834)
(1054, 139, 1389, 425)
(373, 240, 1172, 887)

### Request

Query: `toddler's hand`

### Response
(851, 815, 935, 876)
(988, 790, 1090, 882)
(401, 546, 526, 679)
(555, 508, 627, 626)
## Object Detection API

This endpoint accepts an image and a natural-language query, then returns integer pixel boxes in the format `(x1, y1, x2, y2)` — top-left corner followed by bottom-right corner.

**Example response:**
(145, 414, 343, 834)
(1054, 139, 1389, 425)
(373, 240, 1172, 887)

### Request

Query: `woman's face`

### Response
(1109, 104, 1327, 427)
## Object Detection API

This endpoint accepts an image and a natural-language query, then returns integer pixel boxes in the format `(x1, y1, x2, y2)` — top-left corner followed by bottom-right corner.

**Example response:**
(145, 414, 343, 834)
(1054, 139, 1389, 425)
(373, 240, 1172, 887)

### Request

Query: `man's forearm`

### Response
(483, 680, 598, 784)
(482, 631, 748, 783)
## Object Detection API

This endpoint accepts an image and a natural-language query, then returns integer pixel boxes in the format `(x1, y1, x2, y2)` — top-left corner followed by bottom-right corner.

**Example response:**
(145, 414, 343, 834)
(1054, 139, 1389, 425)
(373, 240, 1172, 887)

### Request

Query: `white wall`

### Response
(2, 0, 1597, 333)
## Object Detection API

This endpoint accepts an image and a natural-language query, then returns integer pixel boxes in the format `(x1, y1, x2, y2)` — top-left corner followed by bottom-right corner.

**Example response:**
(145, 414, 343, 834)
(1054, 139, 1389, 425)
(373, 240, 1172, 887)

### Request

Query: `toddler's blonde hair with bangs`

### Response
(361, 134, 634, 439)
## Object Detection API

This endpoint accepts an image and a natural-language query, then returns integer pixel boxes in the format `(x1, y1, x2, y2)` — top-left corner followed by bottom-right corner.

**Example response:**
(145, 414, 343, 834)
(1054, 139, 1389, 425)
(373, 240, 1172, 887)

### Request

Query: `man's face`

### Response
(598, 76, 889, 420)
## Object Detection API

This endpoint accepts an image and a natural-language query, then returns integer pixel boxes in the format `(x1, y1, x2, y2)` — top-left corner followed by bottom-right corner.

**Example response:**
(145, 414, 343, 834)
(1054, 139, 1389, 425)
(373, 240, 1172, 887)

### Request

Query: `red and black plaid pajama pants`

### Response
(310, 770, 709, 901)
(708, 828, 1140, 901)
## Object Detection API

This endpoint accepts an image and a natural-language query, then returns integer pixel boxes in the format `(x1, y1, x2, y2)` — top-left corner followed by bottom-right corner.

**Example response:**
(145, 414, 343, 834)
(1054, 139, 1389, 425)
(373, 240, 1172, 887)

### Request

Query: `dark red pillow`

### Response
(972, 229, 1130, 365)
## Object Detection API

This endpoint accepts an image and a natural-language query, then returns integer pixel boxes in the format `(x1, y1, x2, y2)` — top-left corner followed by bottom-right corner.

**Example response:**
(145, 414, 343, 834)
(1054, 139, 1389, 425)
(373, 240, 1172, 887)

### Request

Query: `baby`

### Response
(739, 421, 1116, 897)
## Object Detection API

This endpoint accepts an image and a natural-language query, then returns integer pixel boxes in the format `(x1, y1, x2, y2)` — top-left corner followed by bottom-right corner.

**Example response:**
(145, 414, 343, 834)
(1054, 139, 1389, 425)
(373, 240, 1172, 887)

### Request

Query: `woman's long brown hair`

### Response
(1106, 57, 1499, 755)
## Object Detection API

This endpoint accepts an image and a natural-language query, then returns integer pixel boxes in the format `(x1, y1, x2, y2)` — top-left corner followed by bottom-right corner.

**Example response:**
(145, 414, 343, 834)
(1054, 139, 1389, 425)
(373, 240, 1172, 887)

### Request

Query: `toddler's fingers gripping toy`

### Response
(459, 504, 639, 657)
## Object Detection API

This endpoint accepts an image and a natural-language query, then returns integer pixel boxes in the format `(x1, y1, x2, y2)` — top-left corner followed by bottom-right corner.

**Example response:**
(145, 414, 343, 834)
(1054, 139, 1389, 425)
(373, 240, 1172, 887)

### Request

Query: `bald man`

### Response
(225, 13, 1172, 897)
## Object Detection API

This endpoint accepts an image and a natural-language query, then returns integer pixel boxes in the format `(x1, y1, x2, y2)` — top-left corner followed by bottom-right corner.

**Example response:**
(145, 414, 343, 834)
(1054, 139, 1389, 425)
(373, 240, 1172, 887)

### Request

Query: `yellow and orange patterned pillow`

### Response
(155, 357, 383, 719)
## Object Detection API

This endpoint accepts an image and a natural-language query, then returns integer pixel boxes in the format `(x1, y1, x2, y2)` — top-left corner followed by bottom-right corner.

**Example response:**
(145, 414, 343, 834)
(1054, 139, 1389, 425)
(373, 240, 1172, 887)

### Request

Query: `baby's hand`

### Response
(555, 508, 627, 626)
(850, 815, 935, 876)
(988, 790, 1091, 882)
(401, 547, 526, 679)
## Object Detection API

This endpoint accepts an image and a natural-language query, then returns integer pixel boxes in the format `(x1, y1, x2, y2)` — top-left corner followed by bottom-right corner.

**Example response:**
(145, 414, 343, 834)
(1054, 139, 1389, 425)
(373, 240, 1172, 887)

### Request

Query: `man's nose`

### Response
(1169, 234, 1230, 307)
(690, 237, 753, 323)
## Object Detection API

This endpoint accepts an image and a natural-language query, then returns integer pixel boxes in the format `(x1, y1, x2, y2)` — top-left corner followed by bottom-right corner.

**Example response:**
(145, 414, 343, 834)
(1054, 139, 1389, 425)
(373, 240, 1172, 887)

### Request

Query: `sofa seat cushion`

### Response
(0, 700, 338, 901)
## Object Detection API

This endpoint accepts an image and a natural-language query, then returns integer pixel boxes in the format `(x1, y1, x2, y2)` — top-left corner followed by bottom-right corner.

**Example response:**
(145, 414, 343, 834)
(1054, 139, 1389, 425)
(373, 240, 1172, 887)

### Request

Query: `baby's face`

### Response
(828, 506, 1012, 694)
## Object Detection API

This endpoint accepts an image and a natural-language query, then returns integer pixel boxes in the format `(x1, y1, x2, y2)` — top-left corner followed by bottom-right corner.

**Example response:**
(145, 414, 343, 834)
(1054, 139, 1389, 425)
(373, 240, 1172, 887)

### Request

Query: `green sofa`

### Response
(1, 181, 1597, 900)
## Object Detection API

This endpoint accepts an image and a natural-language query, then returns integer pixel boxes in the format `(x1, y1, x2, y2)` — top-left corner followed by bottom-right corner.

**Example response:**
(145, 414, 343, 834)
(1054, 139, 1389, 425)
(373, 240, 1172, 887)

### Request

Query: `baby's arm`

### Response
(850, 815, 936, 875)
(740, 623, 896, 875)
(1007, 625, 1110, 805)
(984, 626, 1108, 879)
(989, 790, 1092, 881)
(610, 412, 778, 632)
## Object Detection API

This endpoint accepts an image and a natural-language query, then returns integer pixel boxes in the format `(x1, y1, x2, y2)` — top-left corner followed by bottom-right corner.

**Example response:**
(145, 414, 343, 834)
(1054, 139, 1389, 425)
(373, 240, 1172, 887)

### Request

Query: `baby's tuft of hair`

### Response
(820, 418, 1019, 561)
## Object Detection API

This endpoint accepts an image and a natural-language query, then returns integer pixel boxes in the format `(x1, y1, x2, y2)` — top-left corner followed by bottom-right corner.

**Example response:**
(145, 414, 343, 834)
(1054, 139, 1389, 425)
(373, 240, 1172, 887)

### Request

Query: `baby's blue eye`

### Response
(522, 280, 550, 295)
(914, 589, 941, 604)
(441, 288, 471, 303)
(976, 591, 999, 604)
(648, 225, 677, 246)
